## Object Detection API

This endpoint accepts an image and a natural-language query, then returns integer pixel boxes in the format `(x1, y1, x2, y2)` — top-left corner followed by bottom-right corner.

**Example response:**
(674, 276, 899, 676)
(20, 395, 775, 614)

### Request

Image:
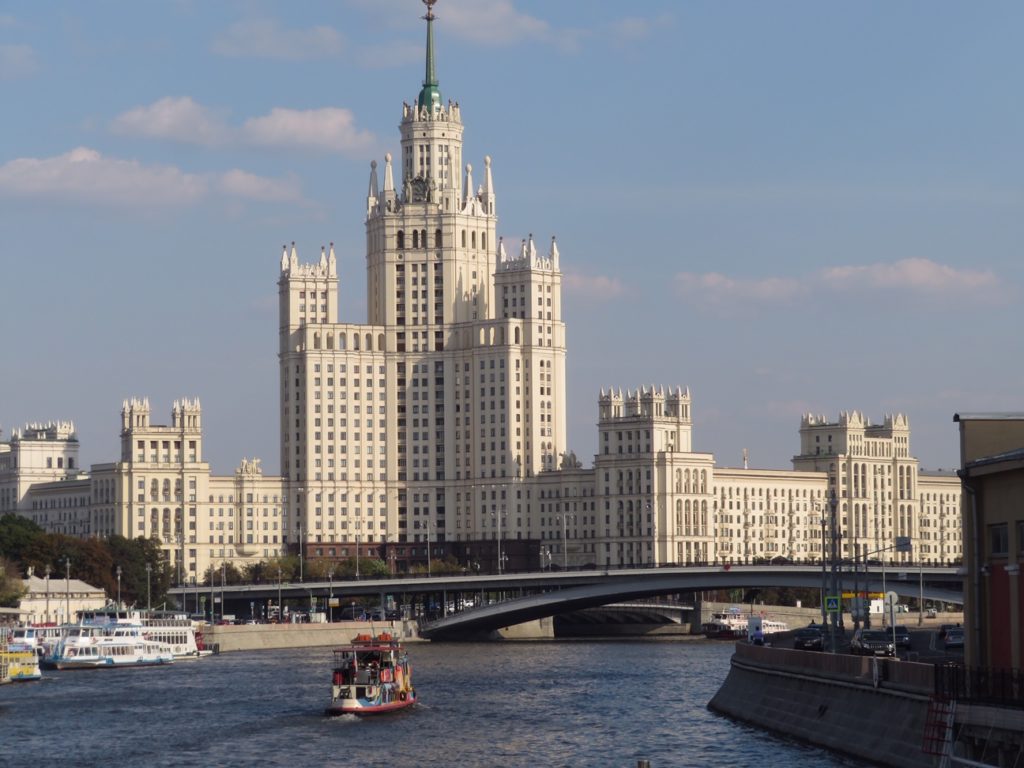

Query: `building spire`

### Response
(417, 0, 441, 112)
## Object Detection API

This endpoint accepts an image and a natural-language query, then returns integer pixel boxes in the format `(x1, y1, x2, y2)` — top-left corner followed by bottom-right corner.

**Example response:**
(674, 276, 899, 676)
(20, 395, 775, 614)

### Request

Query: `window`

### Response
(989, 522, 1009, 557)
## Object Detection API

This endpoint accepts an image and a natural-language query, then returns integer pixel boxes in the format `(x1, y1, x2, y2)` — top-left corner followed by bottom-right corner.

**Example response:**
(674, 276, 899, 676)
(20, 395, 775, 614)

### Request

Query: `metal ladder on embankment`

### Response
(921, 695, 956, 767)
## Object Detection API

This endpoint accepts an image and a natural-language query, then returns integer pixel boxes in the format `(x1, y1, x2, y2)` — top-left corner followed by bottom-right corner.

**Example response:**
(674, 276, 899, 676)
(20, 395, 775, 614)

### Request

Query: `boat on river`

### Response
(1, 645, 42, 682)
(78, 609, 212, 659)
(702, 610, 749, 639)
(326, 633, 415, 716)
(44, 624, 174, 670)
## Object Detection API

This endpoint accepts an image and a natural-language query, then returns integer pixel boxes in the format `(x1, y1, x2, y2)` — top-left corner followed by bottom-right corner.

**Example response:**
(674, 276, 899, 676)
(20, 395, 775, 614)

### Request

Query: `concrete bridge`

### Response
(168, 564, 962, 638)
(416, 565, 963, 639)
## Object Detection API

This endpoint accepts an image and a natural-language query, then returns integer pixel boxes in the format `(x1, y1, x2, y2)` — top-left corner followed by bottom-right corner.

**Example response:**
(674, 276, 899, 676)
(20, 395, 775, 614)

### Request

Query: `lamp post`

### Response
(558, 513, 576, 571)
(492, 511, 505, 575)
(355, 533, 361, 580)
(221, 561, 226, 623)
(816, 499, 827, 629)
(426, 523, 434, 577)
(44, 564, 51, 623)
(328, 569, 334, 623)
(277, 566, 283, 623)
(177, 533, 184, 593)
(298, 519, 304, 583)
(116, 565, 122, 610)
(828, 489, 839, 653)
(145, 563, 152, 612)
(64, 556, 71, 623)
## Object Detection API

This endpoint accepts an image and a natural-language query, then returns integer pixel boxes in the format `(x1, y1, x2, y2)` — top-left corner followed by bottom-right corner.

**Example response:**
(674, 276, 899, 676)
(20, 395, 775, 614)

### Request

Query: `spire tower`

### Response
(418, 0, 441, 112)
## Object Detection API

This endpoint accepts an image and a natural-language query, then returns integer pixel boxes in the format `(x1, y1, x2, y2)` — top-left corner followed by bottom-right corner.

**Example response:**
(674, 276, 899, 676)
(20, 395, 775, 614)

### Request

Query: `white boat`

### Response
(6, 624, 65, 658)
(77, 609, 212, 659)
(45, 624, 174, 670)
(1, 645, 42, 682)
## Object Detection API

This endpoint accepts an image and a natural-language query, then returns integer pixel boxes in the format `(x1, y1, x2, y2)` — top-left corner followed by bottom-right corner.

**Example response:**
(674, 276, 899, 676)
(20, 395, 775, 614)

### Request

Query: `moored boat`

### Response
(78, 609, 212, 659)
(326, 633, 415, 716)
(702, 610, 749, 639)
(1, 646, 42, 682)
(44, 623, 174, 670)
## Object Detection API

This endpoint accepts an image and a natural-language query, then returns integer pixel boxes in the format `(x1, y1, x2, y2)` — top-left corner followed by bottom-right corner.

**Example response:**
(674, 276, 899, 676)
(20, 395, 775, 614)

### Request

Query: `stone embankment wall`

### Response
(207, 620, 419, 653)
(708, 644, 936, 768)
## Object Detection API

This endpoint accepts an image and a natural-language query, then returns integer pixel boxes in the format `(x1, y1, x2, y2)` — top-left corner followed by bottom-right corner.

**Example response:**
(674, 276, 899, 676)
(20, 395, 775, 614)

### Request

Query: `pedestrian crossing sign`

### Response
(825, 596, 840, 613)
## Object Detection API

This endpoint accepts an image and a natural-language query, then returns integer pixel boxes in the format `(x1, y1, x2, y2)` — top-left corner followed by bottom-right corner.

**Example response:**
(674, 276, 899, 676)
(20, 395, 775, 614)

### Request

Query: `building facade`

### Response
(4, 399, 284, 580)
(954, 412, 1024, 671)
(279, 5, 565, 562)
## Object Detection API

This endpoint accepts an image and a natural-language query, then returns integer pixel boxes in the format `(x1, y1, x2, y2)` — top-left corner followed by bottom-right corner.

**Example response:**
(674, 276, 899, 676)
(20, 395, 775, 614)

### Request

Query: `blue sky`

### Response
(1, 1, 1020, 475)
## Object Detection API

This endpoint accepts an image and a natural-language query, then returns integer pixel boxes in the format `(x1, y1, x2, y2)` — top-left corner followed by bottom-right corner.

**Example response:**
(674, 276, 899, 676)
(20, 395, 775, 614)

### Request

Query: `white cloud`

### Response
(242, 107, 375, 154)
(0, 44, 37, 80)
(0, 147, 206, 206)
(606, 13, 673, 46)
(219, 169, 302, 203)
(111, 97, 229, 146)
(442, 0, 550, 45)
(563, 270, 626, 300)
(111, 98, 376, 155)
(674, 272, 803, 302)
(0, 147, 308, 208)
(820, 258, 997, 294)
(674, 258, 1001, 304)
(212, 18, 343, 60)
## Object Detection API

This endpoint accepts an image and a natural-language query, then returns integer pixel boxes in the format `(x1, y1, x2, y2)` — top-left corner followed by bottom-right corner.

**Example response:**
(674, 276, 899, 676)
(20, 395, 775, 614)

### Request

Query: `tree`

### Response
(0, 557, 25, 608)
(0, 513, 43, 564)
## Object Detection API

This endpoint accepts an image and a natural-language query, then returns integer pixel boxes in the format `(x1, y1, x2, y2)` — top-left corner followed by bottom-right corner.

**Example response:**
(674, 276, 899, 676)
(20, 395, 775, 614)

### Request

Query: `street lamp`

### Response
(828, 489, 839, 653)
(277, 566, 283, 623)
(328, 569, 334, 623)
(145, 563, 152, 612)
(355, 533, 361, 580)
(491, 511, 505, 575)
(116, 565, 122, 610)
(64, 556, 71, 623)
(44, 565, 51, 623)
(557, 513, 576, 571)
(221, 561, 226, 623)
(426, 523, 434, 577)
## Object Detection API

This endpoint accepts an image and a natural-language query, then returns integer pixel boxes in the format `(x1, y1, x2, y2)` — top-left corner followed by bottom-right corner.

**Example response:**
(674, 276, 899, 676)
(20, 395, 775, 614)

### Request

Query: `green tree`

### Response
(0, 556, 25, 608)
(331, 557, 389, 580)
(0, 513, 43, 564)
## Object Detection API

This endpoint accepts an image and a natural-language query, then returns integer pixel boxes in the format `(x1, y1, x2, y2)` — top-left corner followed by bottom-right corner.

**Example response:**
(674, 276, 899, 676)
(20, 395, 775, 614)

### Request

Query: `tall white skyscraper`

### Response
(278, 3, 567, 556)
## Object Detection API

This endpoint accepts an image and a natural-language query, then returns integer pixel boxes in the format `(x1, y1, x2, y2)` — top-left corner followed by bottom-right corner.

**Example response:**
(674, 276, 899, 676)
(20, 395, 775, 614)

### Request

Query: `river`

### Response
(0, 639, 870, 767)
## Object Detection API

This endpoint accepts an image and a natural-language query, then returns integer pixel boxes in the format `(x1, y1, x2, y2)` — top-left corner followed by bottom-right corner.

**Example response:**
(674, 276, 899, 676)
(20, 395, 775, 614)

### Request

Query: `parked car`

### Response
(937, 623, 957, 640)
(892, 625, 912, 649)
(944, 628, 964, 649)
(851, 628, 895, 657)
(925, 608, 937, 619)
(792, 626, 824, 651)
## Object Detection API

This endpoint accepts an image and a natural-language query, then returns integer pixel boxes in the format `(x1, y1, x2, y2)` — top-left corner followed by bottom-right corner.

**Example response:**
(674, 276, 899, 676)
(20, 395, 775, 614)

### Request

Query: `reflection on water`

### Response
(0, 638, 868, 768)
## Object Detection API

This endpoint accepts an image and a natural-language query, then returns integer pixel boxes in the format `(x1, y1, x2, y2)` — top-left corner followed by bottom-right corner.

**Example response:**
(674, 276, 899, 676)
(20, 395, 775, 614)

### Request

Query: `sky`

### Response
(1, 1, 1021, 477)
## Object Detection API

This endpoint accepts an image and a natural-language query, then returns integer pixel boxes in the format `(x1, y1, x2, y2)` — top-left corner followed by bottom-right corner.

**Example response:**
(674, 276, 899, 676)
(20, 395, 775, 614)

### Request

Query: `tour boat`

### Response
(44, 624, 174, 670)
(6, 624, 64, 658)
(78, 609, 212, 659)
(326, 633, 416, 716)
(1, 646, 42, 682)
(702, 610, 749, 639)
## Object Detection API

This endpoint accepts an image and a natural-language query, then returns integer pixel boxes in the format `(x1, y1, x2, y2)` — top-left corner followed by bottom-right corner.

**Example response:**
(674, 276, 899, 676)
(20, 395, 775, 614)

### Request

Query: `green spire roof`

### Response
(417, 0, 441, 112)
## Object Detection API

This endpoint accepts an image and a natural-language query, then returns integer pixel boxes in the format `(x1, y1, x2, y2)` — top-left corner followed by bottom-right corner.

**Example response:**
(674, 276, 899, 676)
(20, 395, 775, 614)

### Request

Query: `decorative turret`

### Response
(366, 159, 378, 216)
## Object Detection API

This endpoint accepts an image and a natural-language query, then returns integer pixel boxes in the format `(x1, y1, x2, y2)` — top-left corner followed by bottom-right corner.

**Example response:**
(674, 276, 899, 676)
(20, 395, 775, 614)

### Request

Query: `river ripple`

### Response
(0, 639, 871, 768)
